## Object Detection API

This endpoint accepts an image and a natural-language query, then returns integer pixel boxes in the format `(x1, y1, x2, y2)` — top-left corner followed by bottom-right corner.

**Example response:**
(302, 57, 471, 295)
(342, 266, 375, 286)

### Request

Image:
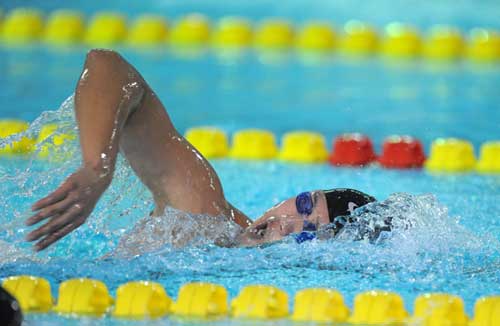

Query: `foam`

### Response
(113, 206, 242, 257)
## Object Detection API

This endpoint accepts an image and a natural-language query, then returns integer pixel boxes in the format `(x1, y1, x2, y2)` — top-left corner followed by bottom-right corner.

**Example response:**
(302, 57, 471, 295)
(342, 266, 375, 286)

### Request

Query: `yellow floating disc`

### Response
(476, 141, 500, 174)
(173, 282, 228, 318)
(470, 296, 500, 326)
(231, 285, 288, 319)
(44, 10, 85, 44)
(339, 20, 379, 55)
(423, 25, 464, 60)
(229, 129, 278, 160)
(292, 288, 349, 323)
(113, 281, 172, 319)
(36, 123, 76, 160)
(127, 14, 168, 46)
(2, 275, 53, 313)
(295, 21, 336, 52)
(380, 22, 421, 58)
(1, 8, 44, 43)
(412, 293, 468, 326)
(169, 13, 210, 46)
(0, 119, 35, 155)
(279, 131, 329, 163)
(466, 28, 500, 62)
(53, 278, 113, 316)
(349, 290, 408, 324)
(212, 16, 253, 48)
(425, 138, 476, 173)
(185, 127, 229, 159)
(85, 12, 127, 46)
(254, 19, 294, 50)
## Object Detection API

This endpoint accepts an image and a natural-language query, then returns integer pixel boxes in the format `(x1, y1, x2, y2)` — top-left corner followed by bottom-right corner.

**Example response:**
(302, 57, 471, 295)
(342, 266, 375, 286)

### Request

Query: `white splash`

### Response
(112, 206, 243, 257)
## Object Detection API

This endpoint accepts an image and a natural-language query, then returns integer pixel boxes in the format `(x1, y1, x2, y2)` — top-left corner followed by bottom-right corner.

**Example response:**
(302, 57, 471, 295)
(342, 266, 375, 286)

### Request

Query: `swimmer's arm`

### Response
(75, 49, 146, 174)
(26, 50, 147, 250)
(26, 49, 251, 250)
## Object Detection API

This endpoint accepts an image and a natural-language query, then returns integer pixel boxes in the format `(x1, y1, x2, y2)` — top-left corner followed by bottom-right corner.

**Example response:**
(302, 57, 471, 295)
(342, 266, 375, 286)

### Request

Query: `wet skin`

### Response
(24, 49, 328, 251)
(236, 191, 330, 246)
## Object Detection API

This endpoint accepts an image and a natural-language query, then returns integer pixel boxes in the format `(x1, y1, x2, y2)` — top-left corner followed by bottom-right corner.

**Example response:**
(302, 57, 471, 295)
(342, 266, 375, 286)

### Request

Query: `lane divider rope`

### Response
(1, 121, 498, 174)
(1, 276, 498, 324)
(1, 8, 500, 63)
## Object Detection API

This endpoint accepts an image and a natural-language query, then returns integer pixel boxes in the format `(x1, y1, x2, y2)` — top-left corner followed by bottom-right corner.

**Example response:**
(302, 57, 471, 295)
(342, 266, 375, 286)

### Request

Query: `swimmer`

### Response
(24, 49, 382, 251)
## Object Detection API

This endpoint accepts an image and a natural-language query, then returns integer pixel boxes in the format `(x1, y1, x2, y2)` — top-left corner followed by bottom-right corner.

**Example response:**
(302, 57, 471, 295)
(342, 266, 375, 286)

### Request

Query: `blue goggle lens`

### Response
(293, 231, 316, 243)
(296, 192, 313, 215)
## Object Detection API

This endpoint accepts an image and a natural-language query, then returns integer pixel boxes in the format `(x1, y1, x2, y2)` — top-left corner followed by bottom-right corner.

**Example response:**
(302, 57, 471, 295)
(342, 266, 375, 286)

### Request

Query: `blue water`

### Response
(1, 1, 500, 325)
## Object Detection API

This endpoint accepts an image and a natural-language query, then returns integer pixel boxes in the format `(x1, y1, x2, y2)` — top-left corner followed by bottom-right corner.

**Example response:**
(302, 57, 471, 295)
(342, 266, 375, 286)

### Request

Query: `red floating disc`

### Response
(329, 133, 377, 166)
(378, 135, 426, 169)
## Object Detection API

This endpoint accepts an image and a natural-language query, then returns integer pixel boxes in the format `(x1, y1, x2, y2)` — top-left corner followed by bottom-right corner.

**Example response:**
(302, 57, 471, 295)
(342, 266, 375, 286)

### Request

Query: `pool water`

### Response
(1, 1, 500, 325)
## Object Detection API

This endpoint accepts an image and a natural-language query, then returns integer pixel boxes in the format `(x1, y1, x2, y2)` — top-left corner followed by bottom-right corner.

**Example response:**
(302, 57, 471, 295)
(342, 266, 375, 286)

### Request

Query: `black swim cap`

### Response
(323, 188, 376, 223)
(0, 286, 23, 326)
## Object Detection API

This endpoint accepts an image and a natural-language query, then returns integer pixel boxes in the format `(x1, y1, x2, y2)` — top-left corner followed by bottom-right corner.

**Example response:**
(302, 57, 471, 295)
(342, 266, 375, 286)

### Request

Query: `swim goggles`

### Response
(295, 191, 314, 215)
(293, 192, 317, 243)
